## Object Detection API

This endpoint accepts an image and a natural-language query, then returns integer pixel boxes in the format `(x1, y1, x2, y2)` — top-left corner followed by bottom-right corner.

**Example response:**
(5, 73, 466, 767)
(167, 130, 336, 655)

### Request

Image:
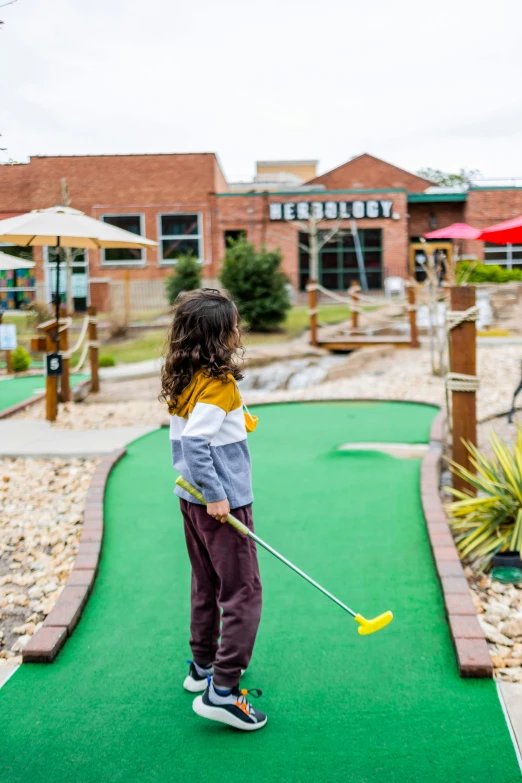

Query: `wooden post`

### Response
(449, 286, 477, 493)
(45, 328, 58, 422)
(350, 281, 359, 331)
(0, 312, 12, 374)
(87, 305, 100, 392)
(124, 269, 131, 328)
(59, 304, 71, 403)
(308, 281, 318, 347)
(407, 284, 420, 348)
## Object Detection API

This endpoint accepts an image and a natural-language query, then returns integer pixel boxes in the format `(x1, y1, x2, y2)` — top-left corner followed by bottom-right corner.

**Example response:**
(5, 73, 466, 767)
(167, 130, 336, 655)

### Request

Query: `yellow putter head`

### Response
(354, 611, 394, 635)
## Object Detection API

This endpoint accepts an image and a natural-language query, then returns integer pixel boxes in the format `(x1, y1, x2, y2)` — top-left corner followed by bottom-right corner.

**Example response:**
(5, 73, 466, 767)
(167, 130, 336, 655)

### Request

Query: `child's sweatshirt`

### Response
(169, 370, 253, 509)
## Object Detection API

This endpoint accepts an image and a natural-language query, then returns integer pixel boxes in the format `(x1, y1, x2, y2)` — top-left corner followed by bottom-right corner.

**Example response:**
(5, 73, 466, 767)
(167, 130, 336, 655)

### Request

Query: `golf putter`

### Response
(176, 476, 393, 636)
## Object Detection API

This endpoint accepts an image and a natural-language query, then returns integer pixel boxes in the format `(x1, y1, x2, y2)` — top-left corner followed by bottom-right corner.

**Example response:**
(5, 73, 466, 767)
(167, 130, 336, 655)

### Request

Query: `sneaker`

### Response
(193, 680, 267, 731)
(183, 660, 213, 693)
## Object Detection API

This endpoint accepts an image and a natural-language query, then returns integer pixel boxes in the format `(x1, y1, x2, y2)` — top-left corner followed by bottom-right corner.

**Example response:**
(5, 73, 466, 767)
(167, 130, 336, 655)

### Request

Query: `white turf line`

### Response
(497, 682, 522, 774)
(0, 664, 20, 690)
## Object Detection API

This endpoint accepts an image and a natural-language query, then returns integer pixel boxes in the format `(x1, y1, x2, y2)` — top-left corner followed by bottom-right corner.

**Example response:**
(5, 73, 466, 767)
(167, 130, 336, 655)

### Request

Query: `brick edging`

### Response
(0, 393, 45, 420)
(23, 447, 127, 663)
(421, 411, 493, 677)
(0, 376, 93, 420)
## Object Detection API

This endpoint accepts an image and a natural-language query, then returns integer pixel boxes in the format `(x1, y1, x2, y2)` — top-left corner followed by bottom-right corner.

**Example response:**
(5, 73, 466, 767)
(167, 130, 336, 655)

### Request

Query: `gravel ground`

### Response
(0, 458, 98, 664)
(469, 572, 522, 683)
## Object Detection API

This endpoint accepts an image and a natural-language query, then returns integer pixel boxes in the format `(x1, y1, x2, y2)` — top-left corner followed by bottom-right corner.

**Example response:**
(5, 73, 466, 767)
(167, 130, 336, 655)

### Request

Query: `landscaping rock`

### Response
(0, 456, 98, 655)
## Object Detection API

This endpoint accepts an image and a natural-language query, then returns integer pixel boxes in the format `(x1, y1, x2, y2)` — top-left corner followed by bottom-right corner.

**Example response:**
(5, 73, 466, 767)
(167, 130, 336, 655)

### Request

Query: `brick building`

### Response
(0, 151, 521, 311)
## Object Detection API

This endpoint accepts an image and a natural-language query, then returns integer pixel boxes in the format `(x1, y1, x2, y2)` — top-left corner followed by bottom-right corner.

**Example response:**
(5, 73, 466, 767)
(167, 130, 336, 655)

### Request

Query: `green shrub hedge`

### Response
(457, 260, 522, 283)
(11, 346, 32, 373)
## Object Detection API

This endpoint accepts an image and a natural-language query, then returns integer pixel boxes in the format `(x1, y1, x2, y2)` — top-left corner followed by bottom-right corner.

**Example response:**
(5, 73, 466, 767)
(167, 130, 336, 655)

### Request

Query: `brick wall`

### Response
(307, 153, 431, 193)
(465, 189, 522, 259)
(0, 154, 220, 291)
(407, 202, 465, 237)
(215, 191, 409, 287)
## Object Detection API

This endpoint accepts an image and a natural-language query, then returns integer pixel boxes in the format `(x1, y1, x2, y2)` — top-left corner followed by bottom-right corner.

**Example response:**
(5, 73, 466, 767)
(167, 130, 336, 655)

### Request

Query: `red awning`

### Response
(424, 223, 480, 240)
(478, 215, 522, 244)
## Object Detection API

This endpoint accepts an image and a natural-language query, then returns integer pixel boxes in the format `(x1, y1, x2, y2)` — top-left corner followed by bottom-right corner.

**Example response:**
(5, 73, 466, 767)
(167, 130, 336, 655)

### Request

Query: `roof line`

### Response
(217, 187, 407, 197)
(305, 152, 433, 187)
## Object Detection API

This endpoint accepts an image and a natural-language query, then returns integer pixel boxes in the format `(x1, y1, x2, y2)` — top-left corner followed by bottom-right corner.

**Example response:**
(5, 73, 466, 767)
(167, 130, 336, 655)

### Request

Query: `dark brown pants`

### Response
(180, 499, 262, 689)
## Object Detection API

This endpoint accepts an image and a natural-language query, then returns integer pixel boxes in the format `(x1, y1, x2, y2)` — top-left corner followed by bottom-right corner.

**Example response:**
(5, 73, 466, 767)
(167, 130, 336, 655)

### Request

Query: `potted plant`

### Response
(445, 427, 522, 574)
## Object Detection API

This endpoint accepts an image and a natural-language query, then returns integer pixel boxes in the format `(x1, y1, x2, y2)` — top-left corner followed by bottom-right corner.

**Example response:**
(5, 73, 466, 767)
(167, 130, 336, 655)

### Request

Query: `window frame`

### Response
(298, 228, 383, 291)
(484, 242, 522, 270)
(157, 212, 203, 265)
(100, 213, 147, 267)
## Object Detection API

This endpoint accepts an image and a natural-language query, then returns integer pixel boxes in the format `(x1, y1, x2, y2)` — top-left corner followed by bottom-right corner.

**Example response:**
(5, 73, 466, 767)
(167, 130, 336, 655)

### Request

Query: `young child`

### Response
(160, 288, 266, 732)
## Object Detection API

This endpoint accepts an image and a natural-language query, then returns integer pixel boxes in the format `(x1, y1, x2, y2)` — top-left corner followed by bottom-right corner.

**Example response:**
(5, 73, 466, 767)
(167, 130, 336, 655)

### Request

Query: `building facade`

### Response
(0, 151, 521, 311)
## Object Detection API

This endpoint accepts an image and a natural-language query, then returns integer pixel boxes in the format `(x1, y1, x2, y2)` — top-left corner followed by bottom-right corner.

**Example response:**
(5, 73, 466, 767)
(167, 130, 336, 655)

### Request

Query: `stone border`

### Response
(23, 447, 126, 663)
(0, 378, 91, 420)
(421, 411, 493, 677)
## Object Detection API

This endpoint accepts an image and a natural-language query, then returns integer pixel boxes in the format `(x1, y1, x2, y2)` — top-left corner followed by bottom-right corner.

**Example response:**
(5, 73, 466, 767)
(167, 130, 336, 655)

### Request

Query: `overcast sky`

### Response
(1, 0, 522, 183)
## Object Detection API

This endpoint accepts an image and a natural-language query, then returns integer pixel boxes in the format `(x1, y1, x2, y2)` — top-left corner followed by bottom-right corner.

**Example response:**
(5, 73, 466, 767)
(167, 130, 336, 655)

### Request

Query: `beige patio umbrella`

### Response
(0, 205, 156, 345)
(0, 251, 35, 271)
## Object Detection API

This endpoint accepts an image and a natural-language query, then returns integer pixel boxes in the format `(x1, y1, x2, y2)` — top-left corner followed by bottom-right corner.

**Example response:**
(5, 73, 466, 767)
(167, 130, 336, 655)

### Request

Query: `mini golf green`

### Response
(0, 374, 89, 412)
(0, 401, 520, 782)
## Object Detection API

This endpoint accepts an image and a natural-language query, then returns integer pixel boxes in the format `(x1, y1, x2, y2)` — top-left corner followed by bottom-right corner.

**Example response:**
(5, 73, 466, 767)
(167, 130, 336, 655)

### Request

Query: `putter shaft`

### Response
(247, 530, 357, 618)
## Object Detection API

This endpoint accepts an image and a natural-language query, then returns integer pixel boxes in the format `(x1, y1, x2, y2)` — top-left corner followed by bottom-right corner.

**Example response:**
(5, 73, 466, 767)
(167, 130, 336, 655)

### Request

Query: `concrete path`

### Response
(499, 682, 522, 764)
(0, 420, 156, 458)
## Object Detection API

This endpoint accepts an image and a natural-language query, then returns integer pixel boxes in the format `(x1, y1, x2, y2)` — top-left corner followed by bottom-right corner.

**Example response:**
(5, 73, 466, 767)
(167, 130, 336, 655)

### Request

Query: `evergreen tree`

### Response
(165, 253, 202, 305)
(220, 237, 291, 331)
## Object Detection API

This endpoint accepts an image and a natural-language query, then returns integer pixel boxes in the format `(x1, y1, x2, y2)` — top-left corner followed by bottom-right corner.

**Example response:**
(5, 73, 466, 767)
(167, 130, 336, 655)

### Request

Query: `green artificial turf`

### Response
(0, 374, 89, 412)
(0, 401, 520, 782)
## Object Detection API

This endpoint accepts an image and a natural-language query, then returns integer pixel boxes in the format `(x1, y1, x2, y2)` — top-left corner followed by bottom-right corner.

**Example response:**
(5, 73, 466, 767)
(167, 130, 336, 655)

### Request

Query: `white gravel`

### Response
(0, 457, 98, 663)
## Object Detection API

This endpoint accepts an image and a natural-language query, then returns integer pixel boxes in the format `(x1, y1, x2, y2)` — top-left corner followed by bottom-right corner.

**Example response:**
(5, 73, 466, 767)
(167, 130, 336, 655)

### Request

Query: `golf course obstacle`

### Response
(307, 277, 420, 350)
(446, 285, 479, 493)
(31, 306, 99, 421)
(2, 402, 520, 783)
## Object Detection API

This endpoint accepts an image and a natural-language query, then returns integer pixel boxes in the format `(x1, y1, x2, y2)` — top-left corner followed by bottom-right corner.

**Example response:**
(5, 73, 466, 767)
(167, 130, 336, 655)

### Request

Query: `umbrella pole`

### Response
(54, 239, 61, 351)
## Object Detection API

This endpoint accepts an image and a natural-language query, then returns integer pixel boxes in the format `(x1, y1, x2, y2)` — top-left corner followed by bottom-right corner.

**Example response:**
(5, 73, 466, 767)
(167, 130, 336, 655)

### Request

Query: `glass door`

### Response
(45, 248, 89, 312)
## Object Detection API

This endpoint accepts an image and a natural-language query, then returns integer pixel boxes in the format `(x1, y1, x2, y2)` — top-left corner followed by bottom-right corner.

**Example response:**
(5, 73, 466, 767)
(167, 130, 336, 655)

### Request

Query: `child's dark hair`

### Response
(160, 288, 243, 410)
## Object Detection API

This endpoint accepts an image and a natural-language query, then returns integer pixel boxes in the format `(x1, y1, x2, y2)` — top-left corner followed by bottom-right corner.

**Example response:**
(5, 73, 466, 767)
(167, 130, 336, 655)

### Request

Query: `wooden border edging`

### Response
(421, 411, 493, 677)
(0, 393, 45, 420)
(0, 377, 92, 420)
(23, 447, 127, 663)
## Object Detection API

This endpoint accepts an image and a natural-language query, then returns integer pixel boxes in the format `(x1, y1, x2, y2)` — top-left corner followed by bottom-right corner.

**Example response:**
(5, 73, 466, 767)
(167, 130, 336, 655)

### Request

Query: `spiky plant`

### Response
(445, 427, 522, 571)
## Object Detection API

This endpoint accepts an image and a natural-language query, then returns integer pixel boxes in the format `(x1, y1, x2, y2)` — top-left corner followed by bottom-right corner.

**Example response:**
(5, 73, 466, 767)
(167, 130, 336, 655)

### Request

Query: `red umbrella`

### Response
(478, 215, 522, 244)
(424, 223, 480, 239)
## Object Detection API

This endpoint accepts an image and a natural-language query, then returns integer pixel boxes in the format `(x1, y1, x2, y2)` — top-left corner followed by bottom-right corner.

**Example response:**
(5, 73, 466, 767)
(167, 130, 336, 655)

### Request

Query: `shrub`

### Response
(10, 346, 31, 373)
(220, 238, 291, 331)
(108, 313, 128, 339)
(446, 427, 522, 571)
(456, 260, 522, 284)
(99, 355, 116, 367)
(22, 302, 53, 329)
(165, 253, 202, 305)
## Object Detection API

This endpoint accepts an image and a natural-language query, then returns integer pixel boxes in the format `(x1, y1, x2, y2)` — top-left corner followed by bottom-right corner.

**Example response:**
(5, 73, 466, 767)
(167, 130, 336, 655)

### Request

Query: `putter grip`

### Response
(175, 476, 249, 536)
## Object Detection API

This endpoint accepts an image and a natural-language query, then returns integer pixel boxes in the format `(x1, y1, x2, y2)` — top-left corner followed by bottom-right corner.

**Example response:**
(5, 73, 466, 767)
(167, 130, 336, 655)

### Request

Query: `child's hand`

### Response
(207, 499, 230, 524)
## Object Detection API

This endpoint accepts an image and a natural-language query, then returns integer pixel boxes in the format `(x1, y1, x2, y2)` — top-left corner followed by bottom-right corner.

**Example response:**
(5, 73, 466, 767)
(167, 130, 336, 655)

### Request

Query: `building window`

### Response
(159, 214, 202, 263)
(0, 244, 35, 311)
(298, 229, 383, 291)
(101, 215, 145, 265)
(224, 230, 246, 247)
(45, 247, 89, 313)
(484, 242, 522, 269)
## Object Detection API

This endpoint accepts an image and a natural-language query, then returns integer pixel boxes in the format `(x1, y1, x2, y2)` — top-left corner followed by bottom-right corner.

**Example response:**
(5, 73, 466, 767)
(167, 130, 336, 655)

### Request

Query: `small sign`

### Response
(46, 352, 63, 377)
(0, 323, 17, 351)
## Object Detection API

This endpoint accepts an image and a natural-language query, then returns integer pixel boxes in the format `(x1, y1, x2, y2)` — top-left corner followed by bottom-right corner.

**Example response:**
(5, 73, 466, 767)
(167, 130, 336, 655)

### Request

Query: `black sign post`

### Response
(46, 352, 63, 377)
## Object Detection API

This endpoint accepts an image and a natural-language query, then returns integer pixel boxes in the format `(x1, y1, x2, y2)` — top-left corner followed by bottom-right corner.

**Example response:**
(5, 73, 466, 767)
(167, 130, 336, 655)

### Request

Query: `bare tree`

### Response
(0, 0, 18, 28)
(60, 178, 77, 313)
